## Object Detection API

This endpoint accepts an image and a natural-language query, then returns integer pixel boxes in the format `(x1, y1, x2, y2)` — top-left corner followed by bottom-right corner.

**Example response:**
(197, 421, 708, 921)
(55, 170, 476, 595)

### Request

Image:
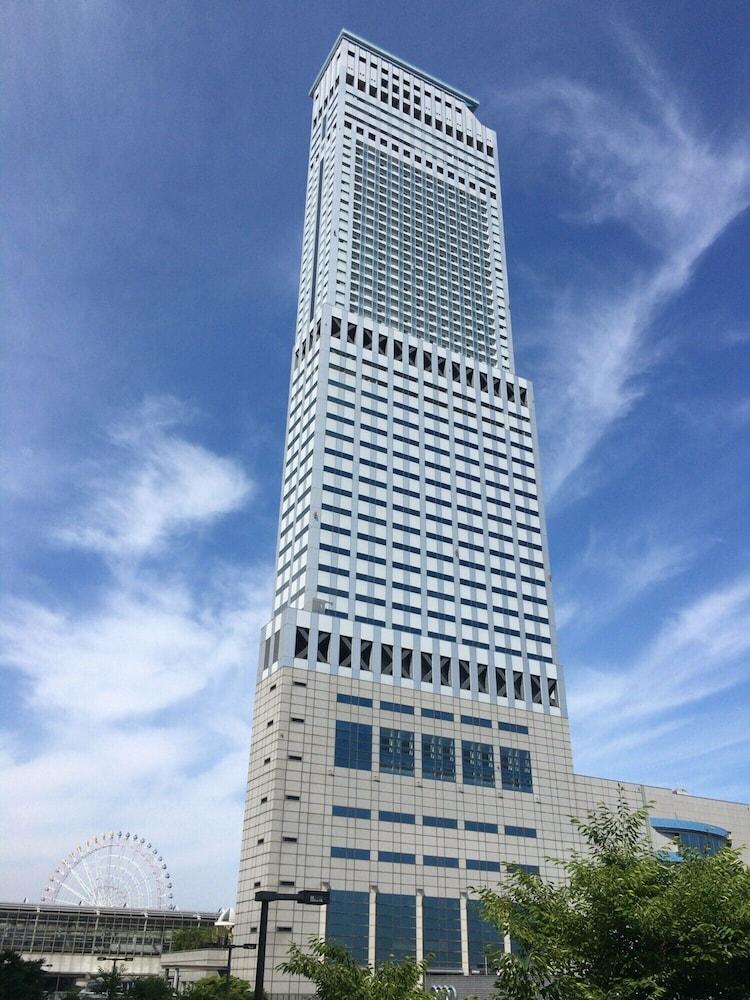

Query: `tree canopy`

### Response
(474, 793, 750, 999)
(0, 950, 46, 1000)
(279, 937, 434, 1000)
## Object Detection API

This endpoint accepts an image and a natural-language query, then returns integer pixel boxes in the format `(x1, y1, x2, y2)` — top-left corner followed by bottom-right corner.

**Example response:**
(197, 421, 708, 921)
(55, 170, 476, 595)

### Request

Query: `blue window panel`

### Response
(380, 700, 415, 715)
(422, 707, 454, 721)
(376, 893, 416, 964)
(649, 818, 729, 857)
(507, 863, 540, 875)
(460, 714, 492, 729)
(337, 693, 373, 708)
(331, 846, 370, 861)
(379, 727, 415, 776)
(465, 820, 498, 834)
(335, 721, 372, 771)
(498, 721, 528, 734)
(466, 859, 502, 872)
(505, 825, 536, 838)
(423, 855, 460, 869)
(467, 899, 503, 973)
(462, 740, 496, 788)
(423, 897, 462, 971)
(423, 816, 458, 829)
(379, 810, 416, 825)
(500, 746, 533, 792)
(332, 805, 371, 820)
(326, 889, 369, 965)
(379, 851, 416, 864)
(422, 734, 456, 782)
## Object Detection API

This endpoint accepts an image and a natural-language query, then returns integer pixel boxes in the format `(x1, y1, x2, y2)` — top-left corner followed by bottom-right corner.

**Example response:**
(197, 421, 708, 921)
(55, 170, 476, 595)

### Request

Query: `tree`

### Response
(0, 950, 46, 1000)
(90, 964, 128, 999)
(128, 975, 177, 999)
(279, 937, 434, 1000)
(182, 974, 253, 999)
(170, 927, 230, 951)
(473, 792, 750, 999)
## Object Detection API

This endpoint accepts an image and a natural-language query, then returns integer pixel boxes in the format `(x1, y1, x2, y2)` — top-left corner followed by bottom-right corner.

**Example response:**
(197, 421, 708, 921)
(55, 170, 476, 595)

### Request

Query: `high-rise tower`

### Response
(233, 31, 572, 993)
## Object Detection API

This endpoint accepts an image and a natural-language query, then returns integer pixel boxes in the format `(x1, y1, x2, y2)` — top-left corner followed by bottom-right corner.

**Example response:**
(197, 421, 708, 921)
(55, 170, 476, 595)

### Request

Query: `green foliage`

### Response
(182, 974, 253, 999)
(473, 790, 750, 999)
(0, 950, 46, 1000)
(127, 975, 177, 999)
(90, 964, 128, 998)
(279, 937, 433, 1000)
(170, 926, 230, 951)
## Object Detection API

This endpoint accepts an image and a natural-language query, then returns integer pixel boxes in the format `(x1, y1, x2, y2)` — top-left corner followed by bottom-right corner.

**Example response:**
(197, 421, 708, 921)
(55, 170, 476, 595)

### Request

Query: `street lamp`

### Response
(253, 888, 330, 1000)
(224, 942, 253, 993)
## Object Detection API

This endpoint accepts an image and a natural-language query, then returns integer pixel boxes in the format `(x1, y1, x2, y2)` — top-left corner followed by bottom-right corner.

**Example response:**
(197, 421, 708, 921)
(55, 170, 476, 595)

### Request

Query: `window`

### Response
(513, 670, 524, 700)
(331, 846, 370, 860)
(380, 700, 414, 715)
(459, 660, 471, 690)
(496, 667, 507, 698)
(318, 631, 331, 663)
(466, 859, 501, 873)
(422, 734, 455, 781)
(498, 721, 528, 735)
(465, 819, 498, 834)
(379, 810, 415, 824)
(424, 855, 460, 868)
(381, 643, 393, 675)
(379, 851, 415, 864)
(295, 627, 309, 658)
(440, 655, 452, 686)
(360, 639, 373, 671)
(422, 707, 453, 722)
(467, 898, 502, 973)
(333, 805, 371, 819)
(462, 740, 495, 787)
(376, 893, 416, 964)
(339, 634, 352, 668)
(505, 825, 537, 838)
(423, 815, 458, 829)
(500, 746, 533, 792)
(461, 714, 492, 729)
(337, 693, 372, 708)
(401, 648, 413, 678)
(335, 720, 372, 770)
(423, 897, 461, 971)
(548, 678, 559, 707)
(421, 652, 433, 683)
(380, 727, 415, 775)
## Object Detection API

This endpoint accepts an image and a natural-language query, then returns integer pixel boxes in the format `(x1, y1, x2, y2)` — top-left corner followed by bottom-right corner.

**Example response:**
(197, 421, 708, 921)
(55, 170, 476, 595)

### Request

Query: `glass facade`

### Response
(326, 889, 369, 964)
(379, 726, 415, 775)
(422, 734, 456, 781)
(423, 896, 462, 971)
(462, 740, 495, 787)
(467, 899, 502, 973)
(334, 719, 373, 770)
(376, 893, 416, 964)
(499, 745, 533, 791)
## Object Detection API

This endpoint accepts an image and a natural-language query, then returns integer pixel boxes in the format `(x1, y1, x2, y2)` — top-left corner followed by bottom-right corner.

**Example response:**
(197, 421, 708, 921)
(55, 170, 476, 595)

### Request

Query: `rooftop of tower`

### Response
(310, 28, 480, 112)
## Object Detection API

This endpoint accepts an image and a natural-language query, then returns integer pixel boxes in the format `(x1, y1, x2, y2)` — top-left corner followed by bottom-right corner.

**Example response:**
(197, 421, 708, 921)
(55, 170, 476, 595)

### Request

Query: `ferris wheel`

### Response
(41, 832, 175, 909)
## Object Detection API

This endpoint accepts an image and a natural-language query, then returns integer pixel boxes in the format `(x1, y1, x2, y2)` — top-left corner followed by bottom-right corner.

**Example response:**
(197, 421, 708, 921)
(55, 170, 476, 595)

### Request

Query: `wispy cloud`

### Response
(569, 574, 750, 794)
(500, 39, 750, 502)
(55, 396, 252, 559)
(0, 398, 270, 904)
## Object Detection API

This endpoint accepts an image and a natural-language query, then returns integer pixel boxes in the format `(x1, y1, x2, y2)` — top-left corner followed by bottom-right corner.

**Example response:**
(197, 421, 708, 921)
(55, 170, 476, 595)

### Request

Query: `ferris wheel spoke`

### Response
(79, 853, 98, 898)
(67, 862, 97, 901)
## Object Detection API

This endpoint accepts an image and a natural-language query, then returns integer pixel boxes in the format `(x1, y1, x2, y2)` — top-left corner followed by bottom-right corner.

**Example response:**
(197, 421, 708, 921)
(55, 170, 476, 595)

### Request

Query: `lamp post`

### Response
(224, 942, 253, 993)
(253, 889, 330, 1000)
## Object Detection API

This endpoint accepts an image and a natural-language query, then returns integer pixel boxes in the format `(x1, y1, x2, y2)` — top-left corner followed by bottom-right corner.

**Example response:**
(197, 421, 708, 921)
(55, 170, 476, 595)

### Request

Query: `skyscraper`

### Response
(233, 31, 750, 997)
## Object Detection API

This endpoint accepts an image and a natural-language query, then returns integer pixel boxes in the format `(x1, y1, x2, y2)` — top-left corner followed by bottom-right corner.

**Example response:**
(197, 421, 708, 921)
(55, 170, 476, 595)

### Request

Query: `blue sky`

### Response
(2, 0, 749, 909)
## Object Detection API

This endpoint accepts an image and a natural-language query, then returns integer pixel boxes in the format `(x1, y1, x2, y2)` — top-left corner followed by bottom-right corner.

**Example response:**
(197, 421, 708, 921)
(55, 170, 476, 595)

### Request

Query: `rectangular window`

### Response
(332, 805, 371, 819)
(360, 639, 372, 671)
(466, 859, 501, 873)
(336, 693, 372, 708)
(498, 721, 528, 735)
(423, 897, 462, 971)
(508, 863, 540, 875)
(423, 815, 458, 829)
(500, 746, 533, 792)
(465, 819, 498, 834)
(423, 855, 460, 869)
(380, 727, 415, 775)
(376, 893, 416, 964)
(422, 734, 455, 781)
(422, 707, 454, 722)
(460, 714, 492, 729)
(331, 846, 370, 860)
(401, 648, 413, 678)
(378, 851, 416, 864)
(421, 652, 433, 682)
(380, 700, 414, 715)
(505, 825, 537, 838)
(339, 634, 352, 669)
(440, 655, 452, 686)
(295, 626, 309, 658)
(318, 630, 331, 663)
(462, 740, 495, 788)
(467, 898, 503, 973)
(379, 810, 416, 824)
(335, 720, 372, 770)
(381, 643, 393, 675)
(327, 889, 369, 965)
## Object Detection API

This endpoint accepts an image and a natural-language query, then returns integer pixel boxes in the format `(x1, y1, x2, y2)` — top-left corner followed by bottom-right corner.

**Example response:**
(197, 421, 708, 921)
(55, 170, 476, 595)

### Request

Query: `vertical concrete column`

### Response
(368, 886, 377, 967)
(460, 892, 469, 975)
(415, 889, 424, 963)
